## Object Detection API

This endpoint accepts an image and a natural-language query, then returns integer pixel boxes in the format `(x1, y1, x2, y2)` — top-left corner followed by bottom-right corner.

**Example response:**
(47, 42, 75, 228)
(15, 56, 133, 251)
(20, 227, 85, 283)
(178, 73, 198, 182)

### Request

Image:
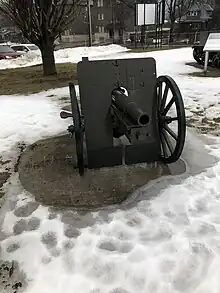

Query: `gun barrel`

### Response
(112, 89, 149, 126)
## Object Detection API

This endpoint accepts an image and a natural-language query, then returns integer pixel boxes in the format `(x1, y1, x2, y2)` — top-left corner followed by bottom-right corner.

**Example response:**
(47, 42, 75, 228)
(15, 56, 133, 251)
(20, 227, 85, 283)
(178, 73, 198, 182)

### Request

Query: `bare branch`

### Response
(0, 0, 82, 44)
(117, 0, 135, 10)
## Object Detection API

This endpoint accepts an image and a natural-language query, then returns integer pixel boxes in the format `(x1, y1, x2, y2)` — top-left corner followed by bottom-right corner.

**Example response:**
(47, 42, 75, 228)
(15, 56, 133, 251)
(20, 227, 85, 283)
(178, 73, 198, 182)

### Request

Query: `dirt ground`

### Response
(0, 172, 9, 191)
(18, 134, 186, 211)
(0, 260, 26, 293)
(0, 63, 77, 95)
(0, 158, 11, 202)
(186, 62, 220, 78)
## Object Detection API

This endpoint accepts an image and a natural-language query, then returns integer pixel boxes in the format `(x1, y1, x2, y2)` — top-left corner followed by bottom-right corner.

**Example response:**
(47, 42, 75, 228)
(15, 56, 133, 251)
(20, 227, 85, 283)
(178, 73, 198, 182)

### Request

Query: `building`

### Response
(0, 0, 135, 45)
(63, 0, 135, 44)
(0, 14, 23, 43)
(179, 2, 214, 32)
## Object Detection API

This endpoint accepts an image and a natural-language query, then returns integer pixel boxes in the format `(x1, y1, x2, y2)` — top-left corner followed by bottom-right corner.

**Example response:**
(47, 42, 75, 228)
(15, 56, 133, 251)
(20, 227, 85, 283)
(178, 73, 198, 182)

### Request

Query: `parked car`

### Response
(10, 43, 40, 54)
(0, 45, 21, 60)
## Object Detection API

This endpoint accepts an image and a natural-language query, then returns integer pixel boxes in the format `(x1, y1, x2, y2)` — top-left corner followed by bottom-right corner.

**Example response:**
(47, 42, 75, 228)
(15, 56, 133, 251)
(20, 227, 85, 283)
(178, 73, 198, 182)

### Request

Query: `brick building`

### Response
(63, 0, 135, 44)
(0, 0, 135, 44)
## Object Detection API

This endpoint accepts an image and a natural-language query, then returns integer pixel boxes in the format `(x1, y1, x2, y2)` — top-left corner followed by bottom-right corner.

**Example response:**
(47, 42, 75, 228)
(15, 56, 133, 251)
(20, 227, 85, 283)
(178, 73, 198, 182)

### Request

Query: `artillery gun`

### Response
(60, 57, 186, 176)
(192, 30, 220, 67)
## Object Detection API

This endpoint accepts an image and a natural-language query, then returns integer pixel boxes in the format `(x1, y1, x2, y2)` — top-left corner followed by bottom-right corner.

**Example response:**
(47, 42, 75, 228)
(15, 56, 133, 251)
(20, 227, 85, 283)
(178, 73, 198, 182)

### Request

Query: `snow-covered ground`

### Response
(1, 45, 220, 293)
(0, 44, 128, 70)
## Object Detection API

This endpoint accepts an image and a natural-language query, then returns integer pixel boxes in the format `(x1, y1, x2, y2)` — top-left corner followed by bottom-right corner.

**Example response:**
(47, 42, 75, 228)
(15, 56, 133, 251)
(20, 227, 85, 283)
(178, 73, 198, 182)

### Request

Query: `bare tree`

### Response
(118, 0, 135, 10)
(111, 0, 136, 44)
(165, 0, 197, 42)
(0, 0, 82, 75)
(113, 0, 133, 43)
(208, 6, 220, 29)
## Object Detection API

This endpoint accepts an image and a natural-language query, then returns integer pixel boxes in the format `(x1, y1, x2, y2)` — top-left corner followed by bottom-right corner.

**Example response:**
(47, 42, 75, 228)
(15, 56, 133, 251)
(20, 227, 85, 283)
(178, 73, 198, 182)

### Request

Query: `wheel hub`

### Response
(159, 114, 173, 125)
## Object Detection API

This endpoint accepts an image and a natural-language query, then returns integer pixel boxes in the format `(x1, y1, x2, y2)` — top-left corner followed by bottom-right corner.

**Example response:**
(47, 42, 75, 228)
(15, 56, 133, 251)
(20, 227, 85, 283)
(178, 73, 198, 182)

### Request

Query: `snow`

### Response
(1, 45, 220, 293)
(205, 106, 220, 121)
(0, 44, 128, 70)
(0, 88, 70, 163)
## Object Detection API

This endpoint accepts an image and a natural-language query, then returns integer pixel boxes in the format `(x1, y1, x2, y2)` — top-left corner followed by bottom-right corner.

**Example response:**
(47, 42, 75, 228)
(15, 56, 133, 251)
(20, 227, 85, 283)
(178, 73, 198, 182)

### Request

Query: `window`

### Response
(187, 11, 198, 16)
(11, 46, 23, 51)
(98, 26, 105, 33)
(0, 45, 15, 53)
(81, 0, 93, 5)
(26, 45, 39, 51)
(98, 13, 104, 20)
(21, 46, 29, 52)
(64, 29, 70, 36)
(97, 0, 103, 7)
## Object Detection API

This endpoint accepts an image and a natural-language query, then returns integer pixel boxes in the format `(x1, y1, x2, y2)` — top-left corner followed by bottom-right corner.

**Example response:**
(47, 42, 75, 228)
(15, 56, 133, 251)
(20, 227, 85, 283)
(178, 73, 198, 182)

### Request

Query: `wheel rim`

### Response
(193, 48, 202, 64)
(69, 82, 84, 176)
(201, 52, 205, 65)
(214, 54, 220, 68)
(211, 54, 218, 67)
(156, 75, 186, 164)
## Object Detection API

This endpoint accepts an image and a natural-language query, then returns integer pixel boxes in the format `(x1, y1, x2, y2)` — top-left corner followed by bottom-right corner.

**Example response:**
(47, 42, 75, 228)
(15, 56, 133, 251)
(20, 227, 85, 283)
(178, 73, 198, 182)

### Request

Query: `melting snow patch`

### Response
(205, 105, 220, 121)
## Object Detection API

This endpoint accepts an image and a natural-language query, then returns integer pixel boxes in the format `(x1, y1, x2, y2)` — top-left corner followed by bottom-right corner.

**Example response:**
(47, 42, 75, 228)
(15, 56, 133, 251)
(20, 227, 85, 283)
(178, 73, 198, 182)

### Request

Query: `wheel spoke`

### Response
(75, 131, 84, 176)
(162, 129, 173, 154)
(163, 96, 175, 116)
(165, 116, 178, 123)
(158, 81, 162, 101)
(161, 133, 169, 158)
(160, 84, 169, 112)
(69, 82, 85, 176)
(164, 123, 178, 140)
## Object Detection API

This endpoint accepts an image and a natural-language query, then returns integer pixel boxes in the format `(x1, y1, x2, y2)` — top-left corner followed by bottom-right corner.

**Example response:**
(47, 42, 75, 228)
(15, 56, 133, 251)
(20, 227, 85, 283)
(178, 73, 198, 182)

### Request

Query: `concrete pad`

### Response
(18, 135, 186, 210)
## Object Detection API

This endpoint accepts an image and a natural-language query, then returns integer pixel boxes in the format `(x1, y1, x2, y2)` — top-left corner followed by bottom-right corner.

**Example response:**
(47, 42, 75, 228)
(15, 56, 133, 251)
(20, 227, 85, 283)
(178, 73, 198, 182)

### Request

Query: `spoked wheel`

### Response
(200, 52, 206, 65)
(193, 47, 202, 64)
(193, 47, 205, 64)
(212, 53, 220, 68)
(212, 54, 218, 67)
(156, 75, 186, 164)
(69, 82, 85, 176)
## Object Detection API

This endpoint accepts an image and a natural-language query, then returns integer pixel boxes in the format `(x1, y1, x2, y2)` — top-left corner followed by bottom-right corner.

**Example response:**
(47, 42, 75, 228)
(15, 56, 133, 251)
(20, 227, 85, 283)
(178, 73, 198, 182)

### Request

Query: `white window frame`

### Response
(188, 11, 198, 16)
(98, 26, 105, 33)
(98, 13, 104, 20)
(64, 29, 70, 36)
(97, 0, 103, 7)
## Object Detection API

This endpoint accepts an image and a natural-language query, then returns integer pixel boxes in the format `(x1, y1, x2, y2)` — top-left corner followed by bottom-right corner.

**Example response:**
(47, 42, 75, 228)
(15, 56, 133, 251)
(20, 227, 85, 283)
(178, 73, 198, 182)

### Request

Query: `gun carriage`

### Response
(60, 57, 186, 176)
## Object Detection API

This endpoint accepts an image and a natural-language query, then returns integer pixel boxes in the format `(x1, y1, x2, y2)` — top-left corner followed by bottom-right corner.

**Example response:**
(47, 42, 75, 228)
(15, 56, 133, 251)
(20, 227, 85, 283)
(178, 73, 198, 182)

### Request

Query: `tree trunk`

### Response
(169, 20, 175, 44)
(40, 40, 57, 76)
(140, 25, 146, 46)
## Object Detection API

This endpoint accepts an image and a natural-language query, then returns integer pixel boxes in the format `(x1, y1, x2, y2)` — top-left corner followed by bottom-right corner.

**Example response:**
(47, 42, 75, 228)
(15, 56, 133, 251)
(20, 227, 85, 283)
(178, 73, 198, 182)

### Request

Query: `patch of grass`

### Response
(186, 117, 198, 128)
(213, 117, 220, 123)
(186, 62, 220, 78)
(188, 71, 220, 78)
(0, 172, 10, 188)
(128, 45, 189, 53)
(186, 115, 219, 135)
(0, 191, 4, 199)
(0, 63, 77, 95)
(59, 96, 70, 101)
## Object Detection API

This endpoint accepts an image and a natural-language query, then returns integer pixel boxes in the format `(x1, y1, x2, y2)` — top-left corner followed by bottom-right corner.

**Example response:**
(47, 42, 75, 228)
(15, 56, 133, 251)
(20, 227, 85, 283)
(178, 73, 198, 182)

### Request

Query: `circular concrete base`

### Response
(18, 135, 186, 210)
